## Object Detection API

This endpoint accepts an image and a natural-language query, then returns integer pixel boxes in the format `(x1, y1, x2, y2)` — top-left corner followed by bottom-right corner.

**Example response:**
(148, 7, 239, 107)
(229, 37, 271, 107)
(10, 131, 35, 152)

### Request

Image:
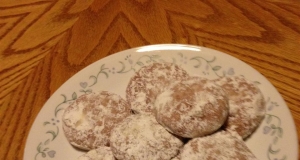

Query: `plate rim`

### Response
(23, 44, 299, 160)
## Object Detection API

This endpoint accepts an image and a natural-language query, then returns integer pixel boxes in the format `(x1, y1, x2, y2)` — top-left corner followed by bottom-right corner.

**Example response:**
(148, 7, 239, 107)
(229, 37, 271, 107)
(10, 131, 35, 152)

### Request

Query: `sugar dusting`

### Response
(62, 91, 131, 150)
(215, 76, 266, 139)
(77, 146, 115, 160)
(126, 62, 189, 114)
(110, 115, 183, 160)
(180, 131, 258, 160)
(154, 77, 229, 138)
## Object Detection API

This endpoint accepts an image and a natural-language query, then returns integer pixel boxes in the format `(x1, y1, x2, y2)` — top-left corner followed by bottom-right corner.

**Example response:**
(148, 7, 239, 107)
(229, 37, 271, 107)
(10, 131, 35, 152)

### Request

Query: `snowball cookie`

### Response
(215, 76, 266, 139)
(77, 146, 115, 160)
(110, 114, 184, 160)
(62, 91, 131, 150)
(154, 77, 229, 138)
(179, 131, 257, 160)
(126, 62, 189, 115)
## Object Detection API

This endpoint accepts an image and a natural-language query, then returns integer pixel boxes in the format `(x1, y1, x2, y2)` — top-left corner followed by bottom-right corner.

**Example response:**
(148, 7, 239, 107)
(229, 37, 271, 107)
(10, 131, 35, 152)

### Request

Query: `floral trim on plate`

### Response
(34, 52, 285, 160)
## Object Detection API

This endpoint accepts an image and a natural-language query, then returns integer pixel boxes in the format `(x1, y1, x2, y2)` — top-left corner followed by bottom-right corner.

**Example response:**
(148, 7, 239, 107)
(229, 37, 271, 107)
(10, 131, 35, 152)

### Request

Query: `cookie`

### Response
(62, 91, 131, 150)
(154, 77, 229, 138)
(179, 131, 258, 160)
(215, 76, 266, 139)
(126, 62, 189, 114)
(110, 114, 184, 160)
(77, 146, 115, 160)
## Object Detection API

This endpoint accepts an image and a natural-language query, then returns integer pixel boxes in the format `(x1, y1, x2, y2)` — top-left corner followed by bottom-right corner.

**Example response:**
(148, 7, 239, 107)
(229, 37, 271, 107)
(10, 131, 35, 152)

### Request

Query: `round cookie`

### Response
(154, 77, 229, 138)
(110, 114, 184, 160)
(77, 146, 115, 160)
(179, 131, 257, 160)
(62, 91, 131, 150)
(214, 76, 266, 139)
(126, 62, 189, 114)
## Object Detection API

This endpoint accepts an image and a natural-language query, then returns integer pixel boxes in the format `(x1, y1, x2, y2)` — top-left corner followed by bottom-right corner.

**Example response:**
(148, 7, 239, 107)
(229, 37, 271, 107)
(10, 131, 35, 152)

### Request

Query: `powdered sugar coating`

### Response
(179, 131, 258, 160)
(126, 62, 189, 115)
(171, 155, 180, 160)
(215, 76, 266, 139)
(154, 77, 229, 138)
(110, 114, 184, 160)
(62, 91, 131, 150)
(77, 146, 115, 160)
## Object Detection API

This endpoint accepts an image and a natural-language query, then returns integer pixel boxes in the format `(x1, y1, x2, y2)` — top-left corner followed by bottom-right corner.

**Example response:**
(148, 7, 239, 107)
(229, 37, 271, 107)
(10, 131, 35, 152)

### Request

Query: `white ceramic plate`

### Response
(24, 44, 298, 160)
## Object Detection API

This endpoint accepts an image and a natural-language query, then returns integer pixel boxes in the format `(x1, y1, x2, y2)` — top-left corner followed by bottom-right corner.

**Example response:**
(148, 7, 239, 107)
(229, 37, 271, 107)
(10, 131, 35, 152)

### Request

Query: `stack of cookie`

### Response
(62, 62, 266, 160)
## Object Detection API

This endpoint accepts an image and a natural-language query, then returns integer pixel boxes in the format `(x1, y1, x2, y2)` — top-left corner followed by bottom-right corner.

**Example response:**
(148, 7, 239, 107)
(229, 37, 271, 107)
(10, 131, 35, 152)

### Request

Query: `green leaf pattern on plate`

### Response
(34, 53, 285, 160)
(263, 97, 286, 160)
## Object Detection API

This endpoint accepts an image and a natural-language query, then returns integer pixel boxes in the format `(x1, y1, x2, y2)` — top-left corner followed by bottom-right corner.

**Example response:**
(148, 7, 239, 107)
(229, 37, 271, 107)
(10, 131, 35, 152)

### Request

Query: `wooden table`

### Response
(1, 0, 299, 159)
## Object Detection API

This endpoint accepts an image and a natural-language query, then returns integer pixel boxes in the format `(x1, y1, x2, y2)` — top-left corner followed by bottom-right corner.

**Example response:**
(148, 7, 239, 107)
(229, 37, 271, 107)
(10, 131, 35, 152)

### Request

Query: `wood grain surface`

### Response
(0, 0, 299, 159)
